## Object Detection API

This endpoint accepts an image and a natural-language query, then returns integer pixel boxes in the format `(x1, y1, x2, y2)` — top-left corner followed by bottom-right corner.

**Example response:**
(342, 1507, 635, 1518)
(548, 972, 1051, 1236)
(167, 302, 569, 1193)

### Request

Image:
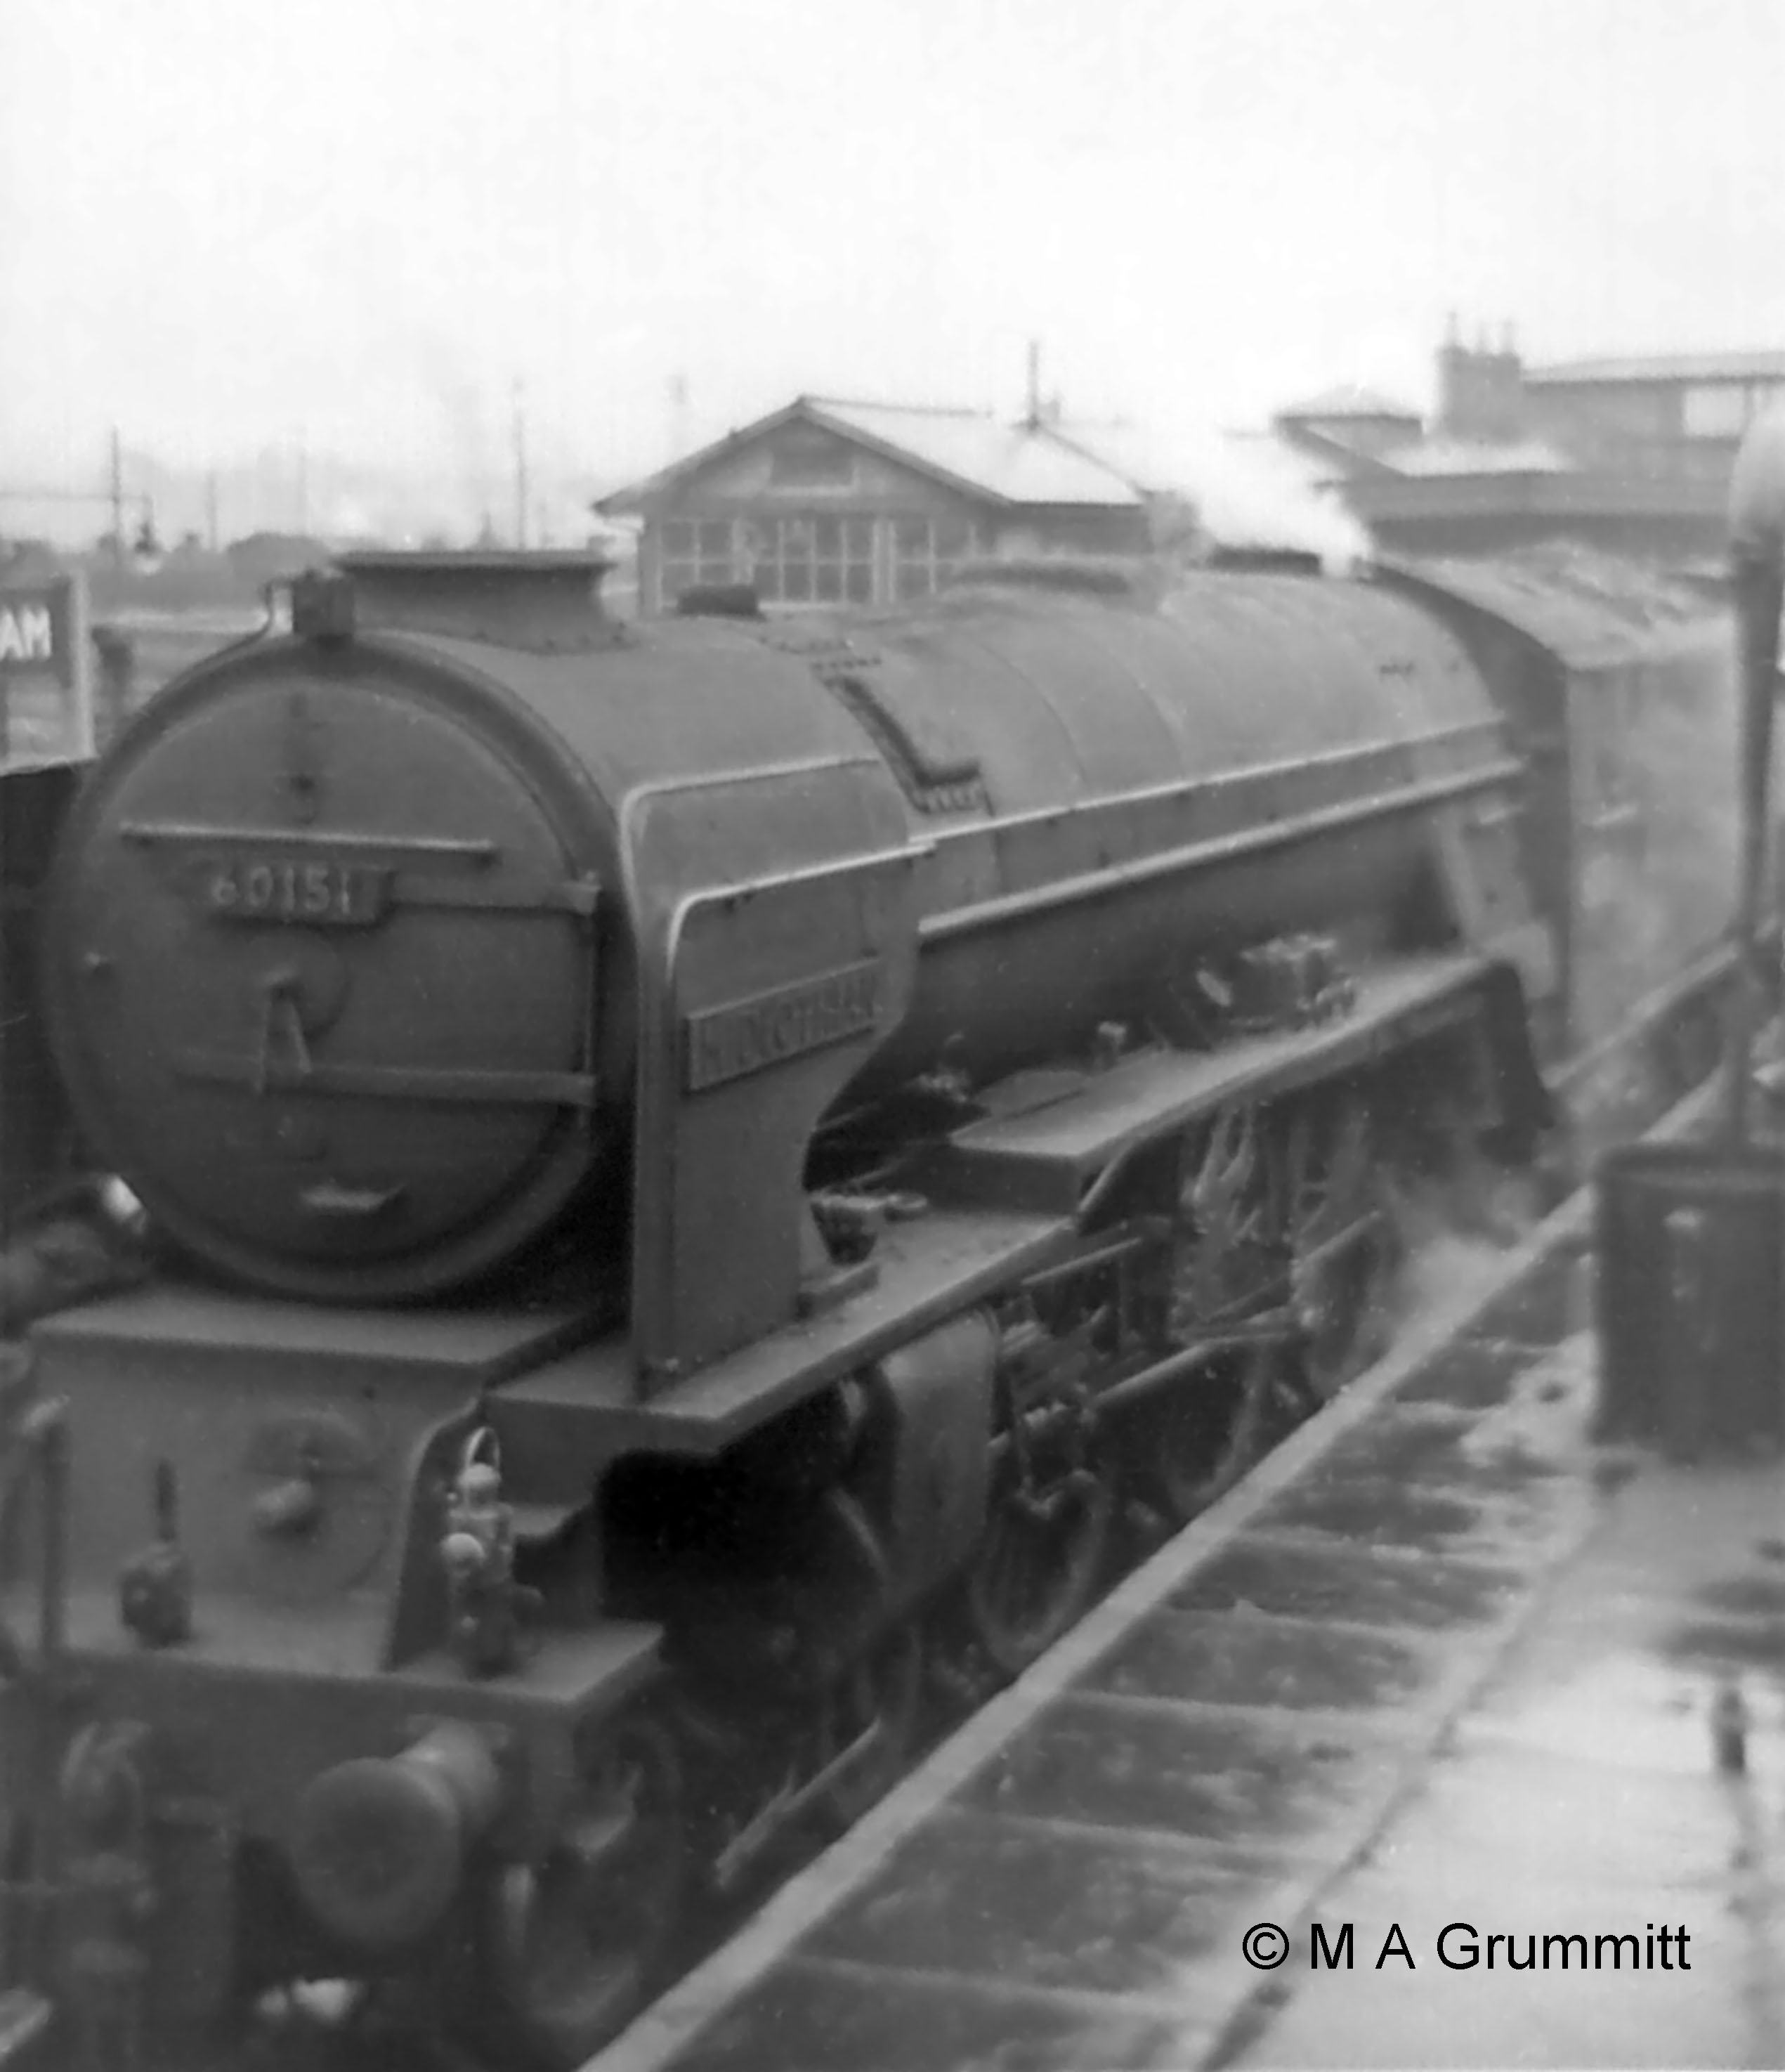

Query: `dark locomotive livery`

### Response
(0, 546, 1739, 2066)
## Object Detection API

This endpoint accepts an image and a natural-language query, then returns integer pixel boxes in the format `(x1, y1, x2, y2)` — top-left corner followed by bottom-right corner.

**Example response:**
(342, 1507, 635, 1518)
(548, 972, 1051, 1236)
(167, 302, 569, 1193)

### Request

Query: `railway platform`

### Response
(1222, 1447, 1785, 2070)
(589, 1186, 1785, 2072)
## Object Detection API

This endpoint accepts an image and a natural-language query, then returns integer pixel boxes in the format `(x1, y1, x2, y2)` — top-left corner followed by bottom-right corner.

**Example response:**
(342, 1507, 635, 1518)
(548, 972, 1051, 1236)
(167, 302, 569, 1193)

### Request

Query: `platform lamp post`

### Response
(1725, 408, 1785, 1142)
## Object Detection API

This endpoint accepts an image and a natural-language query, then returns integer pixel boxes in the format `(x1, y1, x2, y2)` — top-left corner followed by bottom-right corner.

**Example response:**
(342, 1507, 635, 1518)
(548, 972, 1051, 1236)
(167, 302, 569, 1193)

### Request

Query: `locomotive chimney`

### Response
(325, 549, 619, 654)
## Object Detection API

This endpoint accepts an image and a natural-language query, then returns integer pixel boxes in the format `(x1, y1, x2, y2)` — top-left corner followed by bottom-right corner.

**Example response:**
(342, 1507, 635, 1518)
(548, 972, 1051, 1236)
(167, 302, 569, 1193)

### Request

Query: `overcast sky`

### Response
(5, 0, 1784, 509)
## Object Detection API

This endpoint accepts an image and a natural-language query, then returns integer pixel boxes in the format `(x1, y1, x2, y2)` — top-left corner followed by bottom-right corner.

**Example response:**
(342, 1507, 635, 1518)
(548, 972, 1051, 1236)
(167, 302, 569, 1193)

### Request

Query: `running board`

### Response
(921, 951, 1495, 1216)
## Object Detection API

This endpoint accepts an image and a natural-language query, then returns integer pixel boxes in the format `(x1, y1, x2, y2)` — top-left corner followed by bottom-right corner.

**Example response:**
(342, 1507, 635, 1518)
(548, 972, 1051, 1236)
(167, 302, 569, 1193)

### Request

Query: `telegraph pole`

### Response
(512, 381, 530, 550)
(109, 426, 124, 570)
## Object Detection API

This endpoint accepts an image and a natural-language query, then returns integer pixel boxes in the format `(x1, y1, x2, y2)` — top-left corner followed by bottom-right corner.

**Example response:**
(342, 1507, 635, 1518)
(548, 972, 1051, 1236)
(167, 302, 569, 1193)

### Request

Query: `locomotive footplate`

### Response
(22, 1284, 610, 1379)
(927, 948, 1503, 1213)
(490, 1207, 1069, 1491)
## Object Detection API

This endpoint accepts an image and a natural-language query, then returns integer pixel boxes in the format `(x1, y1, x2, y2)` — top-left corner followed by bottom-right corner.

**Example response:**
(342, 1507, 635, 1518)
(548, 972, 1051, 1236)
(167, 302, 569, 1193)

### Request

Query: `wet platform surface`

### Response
(1222, 1458, 1785, 2070)
(583, 1206, 1783, 2072)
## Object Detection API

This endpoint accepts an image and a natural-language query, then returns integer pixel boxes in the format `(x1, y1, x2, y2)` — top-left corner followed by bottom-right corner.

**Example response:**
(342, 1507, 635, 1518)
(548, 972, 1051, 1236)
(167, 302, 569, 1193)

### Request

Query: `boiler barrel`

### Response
(37, 561, 1522, 1305)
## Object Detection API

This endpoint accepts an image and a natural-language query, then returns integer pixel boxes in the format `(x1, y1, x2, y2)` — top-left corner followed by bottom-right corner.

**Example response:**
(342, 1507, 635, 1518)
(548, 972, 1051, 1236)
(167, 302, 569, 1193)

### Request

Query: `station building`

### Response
(1519, 348, 1785, 480)
(595, 396, 1192, 616)
(1267, 332, 1785, 563)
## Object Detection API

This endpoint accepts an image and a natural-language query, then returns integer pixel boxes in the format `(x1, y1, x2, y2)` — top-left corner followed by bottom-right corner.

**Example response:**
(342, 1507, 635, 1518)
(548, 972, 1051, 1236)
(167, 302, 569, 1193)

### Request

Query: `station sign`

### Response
(0, 571, 95, 763)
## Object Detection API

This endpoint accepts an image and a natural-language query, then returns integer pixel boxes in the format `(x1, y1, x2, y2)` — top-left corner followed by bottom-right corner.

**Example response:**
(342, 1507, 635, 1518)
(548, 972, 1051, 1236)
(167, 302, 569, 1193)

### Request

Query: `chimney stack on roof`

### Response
(1437, 316, 1527, 444)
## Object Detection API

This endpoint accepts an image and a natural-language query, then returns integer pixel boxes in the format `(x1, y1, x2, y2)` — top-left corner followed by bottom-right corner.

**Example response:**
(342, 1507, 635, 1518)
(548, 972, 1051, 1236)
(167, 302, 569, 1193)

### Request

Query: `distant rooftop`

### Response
(1276, 384, 1421, 424)
(598, 395, 1153, 514)
(813, 406, 1371, 559)
(806, 397, 1144, 507)
(1525, 350, 1785, 388)
(596, 396, 1371, 564)
(1390, 437, 1574, 477)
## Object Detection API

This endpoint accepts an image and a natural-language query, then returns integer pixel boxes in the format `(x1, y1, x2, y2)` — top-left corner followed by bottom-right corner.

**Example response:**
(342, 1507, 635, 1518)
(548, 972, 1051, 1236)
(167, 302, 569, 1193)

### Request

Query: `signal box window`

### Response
(747, 516, 872, 606)
(892, 519, 976, 600)
(660, 519, 738, 605)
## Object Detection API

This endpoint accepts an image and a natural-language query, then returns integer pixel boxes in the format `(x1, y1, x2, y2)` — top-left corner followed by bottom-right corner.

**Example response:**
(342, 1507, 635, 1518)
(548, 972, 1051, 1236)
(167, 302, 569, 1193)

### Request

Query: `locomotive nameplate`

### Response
(202, 852, 389, 927)
(684, 960, 881, 1092)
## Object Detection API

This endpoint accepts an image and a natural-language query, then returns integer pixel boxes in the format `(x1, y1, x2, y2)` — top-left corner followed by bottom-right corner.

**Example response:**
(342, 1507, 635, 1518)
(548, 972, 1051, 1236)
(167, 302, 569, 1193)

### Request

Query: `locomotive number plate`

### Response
(202, 853, 388, 927)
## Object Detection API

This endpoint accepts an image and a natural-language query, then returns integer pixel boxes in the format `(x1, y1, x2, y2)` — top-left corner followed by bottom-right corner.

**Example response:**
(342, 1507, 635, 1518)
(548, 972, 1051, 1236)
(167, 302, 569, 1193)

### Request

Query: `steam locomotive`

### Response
(0, 543, 1740, 2066)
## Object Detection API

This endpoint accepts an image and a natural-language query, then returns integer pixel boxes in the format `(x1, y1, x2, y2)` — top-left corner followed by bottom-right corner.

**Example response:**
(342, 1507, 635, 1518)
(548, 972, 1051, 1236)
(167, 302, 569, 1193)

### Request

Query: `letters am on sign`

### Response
(0, 601, 56, 667)
(0, 585, 70, 677)
(0, 573, 94, 762)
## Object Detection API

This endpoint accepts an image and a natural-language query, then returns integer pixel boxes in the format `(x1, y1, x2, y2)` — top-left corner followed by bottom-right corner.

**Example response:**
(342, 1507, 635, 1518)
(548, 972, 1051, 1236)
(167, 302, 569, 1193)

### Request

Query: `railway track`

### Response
(570, 1069, 1721, 2072)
